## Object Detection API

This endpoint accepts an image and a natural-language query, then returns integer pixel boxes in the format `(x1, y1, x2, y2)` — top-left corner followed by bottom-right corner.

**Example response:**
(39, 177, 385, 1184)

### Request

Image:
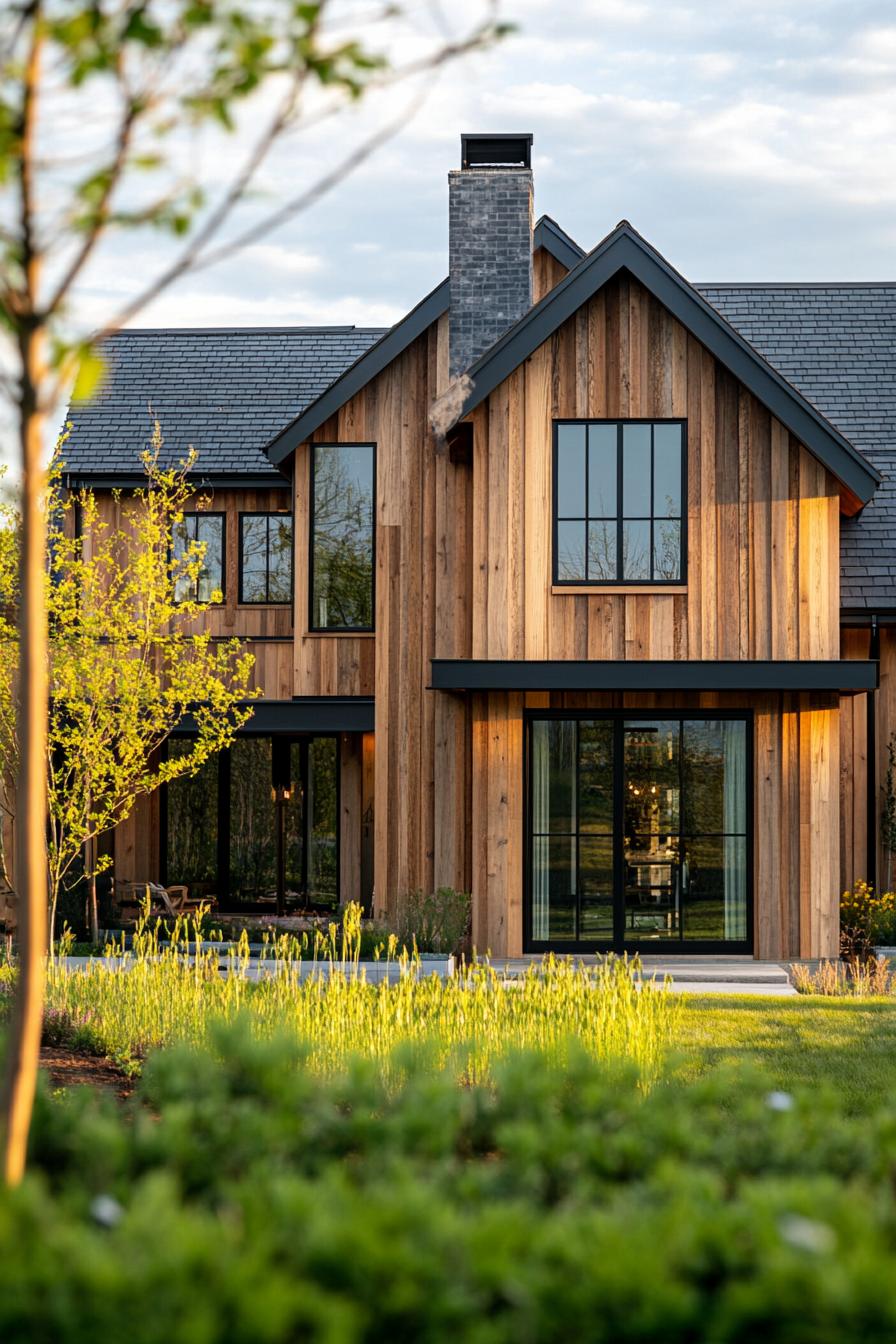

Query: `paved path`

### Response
(57, 952, 798, 995)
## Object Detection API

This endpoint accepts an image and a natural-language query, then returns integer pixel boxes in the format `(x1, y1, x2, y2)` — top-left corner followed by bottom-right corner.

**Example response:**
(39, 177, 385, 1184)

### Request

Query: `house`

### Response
(63, 132, 895, 960)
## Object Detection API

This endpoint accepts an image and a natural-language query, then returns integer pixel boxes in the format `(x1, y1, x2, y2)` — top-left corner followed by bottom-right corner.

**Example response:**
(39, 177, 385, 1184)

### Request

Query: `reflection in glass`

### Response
(622, 520, 651, 580)
(557, 520, 586, 581)
(554, 421, 684, 585)
(308, 737, 338, 901)
(229, 738, 276, 901)
(312, 444, 374, 629)
(556, 423, 586, 516)
(587, 521, 616, 581)
(588, 424, 617, 516)
(622, 424, 651, 514)
(653, 519, 681, 581)
(165, 741, 218, 889)
(240, 514, 293, 603)
(652, 423, 682, 516)
(173, 513, 224, 603)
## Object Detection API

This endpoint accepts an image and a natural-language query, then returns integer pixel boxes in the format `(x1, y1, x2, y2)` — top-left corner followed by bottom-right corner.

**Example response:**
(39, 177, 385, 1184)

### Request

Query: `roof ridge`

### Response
(697, 281, 896, 291)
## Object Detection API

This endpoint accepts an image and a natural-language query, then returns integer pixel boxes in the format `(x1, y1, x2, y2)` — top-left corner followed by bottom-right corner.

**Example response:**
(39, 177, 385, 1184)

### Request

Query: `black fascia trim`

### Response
(174, 697, 375, 735)
(265, 279, 450, 466)
(533, 215, 585, 271)
(62, 472, 290, 491)
(262, 216, 585, 469)
(430, 658, 879, 694)
(451, 222, 881, 505)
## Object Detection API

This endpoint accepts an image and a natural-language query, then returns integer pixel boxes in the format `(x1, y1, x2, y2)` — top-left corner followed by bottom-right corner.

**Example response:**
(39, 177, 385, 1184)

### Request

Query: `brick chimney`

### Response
(448, 133, 534, 379)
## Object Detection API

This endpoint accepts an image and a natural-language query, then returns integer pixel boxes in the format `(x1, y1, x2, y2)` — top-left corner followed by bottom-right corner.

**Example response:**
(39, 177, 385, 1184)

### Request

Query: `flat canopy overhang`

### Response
(175, 696, 375, 735)
(429, 660, 879, 695)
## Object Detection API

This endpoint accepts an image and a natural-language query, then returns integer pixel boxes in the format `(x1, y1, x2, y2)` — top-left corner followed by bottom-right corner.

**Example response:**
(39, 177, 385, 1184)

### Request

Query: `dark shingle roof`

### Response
(698, 284, 896, 609)
(63, 326, 386, 481)
(62, 274, 896, 610)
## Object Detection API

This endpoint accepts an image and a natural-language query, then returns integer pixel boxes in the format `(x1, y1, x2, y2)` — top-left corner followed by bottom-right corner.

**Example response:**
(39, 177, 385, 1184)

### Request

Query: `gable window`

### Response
(172, 512, 225, 603)
(310, 443, 375, 631)
(553, 420, 685, 585)
(239, 513, 293, 604)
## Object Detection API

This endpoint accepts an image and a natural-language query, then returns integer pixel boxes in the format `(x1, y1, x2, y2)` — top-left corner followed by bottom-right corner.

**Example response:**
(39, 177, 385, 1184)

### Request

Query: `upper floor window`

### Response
(310, 443, 375, 631)
(553, 420, 685, 585)
(239, 512, 293, 604)
(172, 512, 225, 603)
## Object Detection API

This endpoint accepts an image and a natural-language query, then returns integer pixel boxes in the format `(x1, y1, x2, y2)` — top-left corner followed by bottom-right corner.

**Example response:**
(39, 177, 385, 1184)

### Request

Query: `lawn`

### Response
(677, 995, 896, 1113)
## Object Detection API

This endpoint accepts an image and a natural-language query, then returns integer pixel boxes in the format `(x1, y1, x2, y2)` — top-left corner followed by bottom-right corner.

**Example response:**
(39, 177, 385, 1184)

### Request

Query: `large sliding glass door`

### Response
(164, 734, 340, 910)
(527, 713, 751, 952)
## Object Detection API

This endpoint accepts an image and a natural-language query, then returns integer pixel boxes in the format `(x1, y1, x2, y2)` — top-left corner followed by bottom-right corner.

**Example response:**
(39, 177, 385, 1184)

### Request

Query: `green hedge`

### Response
(4, 1028, 896, 1342)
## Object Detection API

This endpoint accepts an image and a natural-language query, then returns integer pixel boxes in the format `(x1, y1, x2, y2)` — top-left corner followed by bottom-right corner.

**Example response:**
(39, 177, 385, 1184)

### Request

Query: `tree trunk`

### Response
(87, 834, 99, 945)
(2, 331, 49, 1186)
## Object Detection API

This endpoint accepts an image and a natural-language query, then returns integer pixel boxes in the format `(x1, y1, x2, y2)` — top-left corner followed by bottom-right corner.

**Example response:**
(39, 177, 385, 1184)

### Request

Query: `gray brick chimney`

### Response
(448, 134, 534, 379)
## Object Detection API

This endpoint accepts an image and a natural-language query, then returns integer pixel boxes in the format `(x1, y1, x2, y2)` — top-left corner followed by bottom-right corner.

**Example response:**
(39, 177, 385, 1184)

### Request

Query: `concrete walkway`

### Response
(56, 952, 798, 996)
(490, 955, 798, 997)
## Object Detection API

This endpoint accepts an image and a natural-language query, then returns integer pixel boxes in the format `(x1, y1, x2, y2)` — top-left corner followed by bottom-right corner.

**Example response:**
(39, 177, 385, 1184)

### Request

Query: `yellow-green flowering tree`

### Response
(0, 434, 256, 940)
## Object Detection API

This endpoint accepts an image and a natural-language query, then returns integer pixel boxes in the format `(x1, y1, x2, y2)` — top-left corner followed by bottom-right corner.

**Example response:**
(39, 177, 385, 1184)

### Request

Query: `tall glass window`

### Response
(172, 513, 225, 603)
(239, 513, 293, 603)
(528, 714, 749, 948)
(554, 421, 685, 584)
(163, 742, 219, 892)
(310, 443, 375, 630)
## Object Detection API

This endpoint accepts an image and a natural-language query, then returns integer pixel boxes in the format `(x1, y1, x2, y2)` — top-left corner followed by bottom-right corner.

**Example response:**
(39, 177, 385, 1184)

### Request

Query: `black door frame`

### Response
(523, 708, 754, 955)
(161, 731, 341, 912)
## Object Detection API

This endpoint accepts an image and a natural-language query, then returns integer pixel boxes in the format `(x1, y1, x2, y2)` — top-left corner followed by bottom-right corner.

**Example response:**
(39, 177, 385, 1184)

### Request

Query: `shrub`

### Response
(839, 881, 896, 959)
(5, 1027, 896, 1341)
(394, 886, 472, 955)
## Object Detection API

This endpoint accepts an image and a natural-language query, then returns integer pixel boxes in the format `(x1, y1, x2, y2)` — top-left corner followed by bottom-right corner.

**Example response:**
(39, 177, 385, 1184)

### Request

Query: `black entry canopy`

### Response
(175, 696, 375, 735)
(430, 660, 878, 696)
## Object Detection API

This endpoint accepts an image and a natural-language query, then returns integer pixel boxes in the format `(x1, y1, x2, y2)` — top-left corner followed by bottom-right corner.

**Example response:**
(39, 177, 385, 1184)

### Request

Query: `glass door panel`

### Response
(527, 714, 750, 950)
(623, 721, 681, 942)
(308, 737, 338, 903)
(229, 738, 276, 903)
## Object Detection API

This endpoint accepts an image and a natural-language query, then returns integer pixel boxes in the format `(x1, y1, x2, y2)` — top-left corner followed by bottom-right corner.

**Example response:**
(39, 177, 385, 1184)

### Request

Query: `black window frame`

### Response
(161, 732, 342, 911)
(308, 441, 376, 633)
(523, 708, 753, 955)
(552, 418, 687, 587)
(238, 511, 294, 605)
(171, 510, 226, 605)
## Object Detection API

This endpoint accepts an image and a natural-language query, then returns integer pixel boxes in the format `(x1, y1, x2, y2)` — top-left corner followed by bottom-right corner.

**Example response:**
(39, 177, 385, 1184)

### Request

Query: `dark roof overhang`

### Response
(263, 215, 584, 467)
(429, 659, 878, 696)
(62, 471, 290, 490)
(174, 696, 375, 735)
(449, 222, 881, 510)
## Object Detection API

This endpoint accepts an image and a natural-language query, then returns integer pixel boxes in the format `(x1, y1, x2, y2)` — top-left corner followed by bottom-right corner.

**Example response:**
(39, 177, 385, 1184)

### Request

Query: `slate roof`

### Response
(62, 326, 386, 482)
(62, 274, 896, 610)
(698, 284, 896, 610)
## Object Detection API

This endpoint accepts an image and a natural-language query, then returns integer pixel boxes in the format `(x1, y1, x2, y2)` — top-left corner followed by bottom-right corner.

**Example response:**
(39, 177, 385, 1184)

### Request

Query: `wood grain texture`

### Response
(470, 273, 841, 665)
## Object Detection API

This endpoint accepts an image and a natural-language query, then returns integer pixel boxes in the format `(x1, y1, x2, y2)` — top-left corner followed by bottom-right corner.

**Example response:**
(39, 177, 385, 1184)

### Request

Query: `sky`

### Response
(68, 0, 896, 337)
(6, 0, 896, 475)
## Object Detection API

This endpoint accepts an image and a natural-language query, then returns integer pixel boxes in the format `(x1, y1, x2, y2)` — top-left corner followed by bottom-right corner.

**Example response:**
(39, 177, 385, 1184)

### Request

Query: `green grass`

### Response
(676, 994, 896, 1113)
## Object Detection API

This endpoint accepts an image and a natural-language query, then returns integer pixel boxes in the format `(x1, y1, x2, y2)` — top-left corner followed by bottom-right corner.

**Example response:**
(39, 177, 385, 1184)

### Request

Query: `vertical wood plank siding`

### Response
(462, 274, 841, 956)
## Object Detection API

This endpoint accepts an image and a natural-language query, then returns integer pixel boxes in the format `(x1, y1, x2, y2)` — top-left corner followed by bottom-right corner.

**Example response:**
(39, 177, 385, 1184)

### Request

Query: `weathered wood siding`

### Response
(470, 272, 840, 664)
(88, 485, 294, 697)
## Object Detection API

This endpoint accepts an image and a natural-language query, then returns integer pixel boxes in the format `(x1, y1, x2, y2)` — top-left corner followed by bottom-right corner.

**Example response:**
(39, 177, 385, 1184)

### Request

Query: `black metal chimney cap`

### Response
(461, 133, 533, 169)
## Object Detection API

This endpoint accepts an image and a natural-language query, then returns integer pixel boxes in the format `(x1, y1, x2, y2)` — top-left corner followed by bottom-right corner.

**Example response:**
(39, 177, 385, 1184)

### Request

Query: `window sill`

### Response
(303, 630, 375, 639)
(551, 584, 688, 595)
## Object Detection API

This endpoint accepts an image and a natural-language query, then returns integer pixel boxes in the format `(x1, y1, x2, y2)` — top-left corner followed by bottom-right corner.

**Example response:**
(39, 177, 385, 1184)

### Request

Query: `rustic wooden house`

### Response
(64, 133, 893, 960)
